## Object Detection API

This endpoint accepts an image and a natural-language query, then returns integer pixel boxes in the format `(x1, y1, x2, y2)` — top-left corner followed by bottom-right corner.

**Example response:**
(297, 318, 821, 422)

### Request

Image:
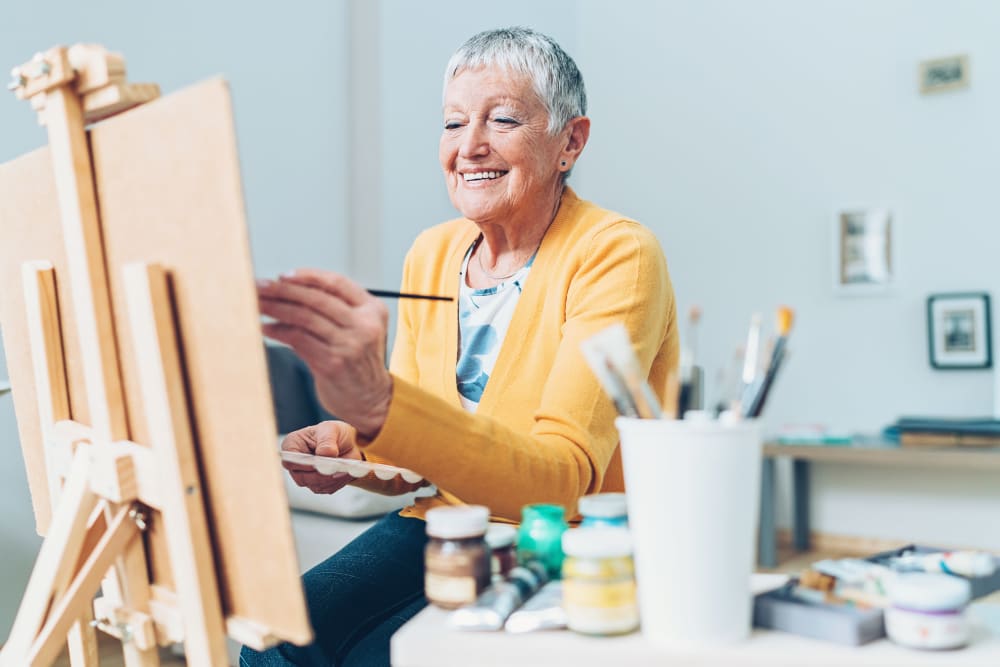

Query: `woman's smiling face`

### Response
(439, 66, 566, 225)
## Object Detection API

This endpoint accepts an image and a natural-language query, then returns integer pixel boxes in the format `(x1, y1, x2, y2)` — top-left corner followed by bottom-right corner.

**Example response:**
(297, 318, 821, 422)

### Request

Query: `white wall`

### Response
(572, 0, 1000, 546)
(0, 0, 351, 641)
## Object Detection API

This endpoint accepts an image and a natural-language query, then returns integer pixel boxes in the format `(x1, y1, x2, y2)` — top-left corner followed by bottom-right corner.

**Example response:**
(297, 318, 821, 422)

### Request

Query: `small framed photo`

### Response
(927, 293, 992, 370)
(919, 54, 970, 95)
(833, 208, 895, 295)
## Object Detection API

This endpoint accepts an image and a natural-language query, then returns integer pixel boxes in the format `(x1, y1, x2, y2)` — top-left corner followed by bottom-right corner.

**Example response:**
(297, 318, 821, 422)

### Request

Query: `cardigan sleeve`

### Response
(357, 221, 676, 520)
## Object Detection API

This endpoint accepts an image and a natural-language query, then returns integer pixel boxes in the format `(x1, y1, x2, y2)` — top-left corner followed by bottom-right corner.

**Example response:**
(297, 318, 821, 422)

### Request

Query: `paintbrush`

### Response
(677, 305, 701, 416)
(744, 306, 795, 418)
(581, 324, 663, 419)
(580, 345, 640, 418)
(367, 289, 453, 302)
(737, 313, 763, 414)
(662, 369, 680, 420)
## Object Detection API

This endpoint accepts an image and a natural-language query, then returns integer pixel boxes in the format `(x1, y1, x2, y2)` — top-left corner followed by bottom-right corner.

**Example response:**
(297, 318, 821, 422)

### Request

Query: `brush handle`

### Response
(367, 289, 453, 302)
(745, 337, 788, 418)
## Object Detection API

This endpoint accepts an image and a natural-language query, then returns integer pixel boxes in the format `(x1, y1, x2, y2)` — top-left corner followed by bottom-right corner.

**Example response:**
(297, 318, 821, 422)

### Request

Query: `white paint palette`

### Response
(280, 450, 424, 484)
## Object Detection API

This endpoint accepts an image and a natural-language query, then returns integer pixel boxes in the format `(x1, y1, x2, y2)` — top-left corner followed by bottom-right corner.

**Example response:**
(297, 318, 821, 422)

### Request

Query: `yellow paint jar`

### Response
(561, 527, 639, 635)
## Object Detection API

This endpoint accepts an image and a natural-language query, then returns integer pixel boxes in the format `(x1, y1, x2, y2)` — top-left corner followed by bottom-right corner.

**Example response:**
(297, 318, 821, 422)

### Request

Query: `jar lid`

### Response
(890, 573, 971, 611)
(578, 493, 627, 519)
(485, 523, 517, 549)
(521, 503, 565, 522)
(561, 527, 632, 558)
(425, 505, 489, 539)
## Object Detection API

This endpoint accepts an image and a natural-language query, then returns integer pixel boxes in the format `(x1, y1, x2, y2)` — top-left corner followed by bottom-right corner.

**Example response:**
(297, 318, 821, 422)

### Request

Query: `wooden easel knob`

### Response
(8, 44, 159, 125)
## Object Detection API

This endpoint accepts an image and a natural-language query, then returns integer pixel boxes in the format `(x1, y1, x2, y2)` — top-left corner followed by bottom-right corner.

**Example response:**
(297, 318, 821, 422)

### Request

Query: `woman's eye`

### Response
(444, 121, 463, 130)
(493, 117, 518, 125)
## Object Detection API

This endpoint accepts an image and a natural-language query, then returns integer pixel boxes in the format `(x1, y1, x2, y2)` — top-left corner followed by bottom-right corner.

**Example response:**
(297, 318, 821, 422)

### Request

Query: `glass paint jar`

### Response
(561, 527, 639, 636)
(578, 493, 628, 528)
(517, 504, 568, 579)
(424, 505, 491, 609)
(485, 523, 518, 582)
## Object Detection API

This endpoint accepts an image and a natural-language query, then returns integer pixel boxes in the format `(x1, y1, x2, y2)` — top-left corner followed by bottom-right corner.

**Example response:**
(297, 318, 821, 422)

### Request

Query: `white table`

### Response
(392, 575, 1000, 667)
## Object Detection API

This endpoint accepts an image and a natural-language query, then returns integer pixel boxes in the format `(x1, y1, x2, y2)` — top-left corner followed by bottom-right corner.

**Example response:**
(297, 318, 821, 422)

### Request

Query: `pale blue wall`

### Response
(575, 0, 1000, 432)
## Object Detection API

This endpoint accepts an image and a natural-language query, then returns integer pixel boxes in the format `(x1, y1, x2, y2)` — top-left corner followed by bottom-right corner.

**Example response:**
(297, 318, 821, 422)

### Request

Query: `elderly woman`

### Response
(243, 26, 677, 667)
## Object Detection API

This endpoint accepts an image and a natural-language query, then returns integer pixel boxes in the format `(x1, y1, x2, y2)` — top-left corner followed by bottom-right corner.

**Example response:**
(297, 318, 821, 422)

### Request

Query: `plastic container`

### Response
(424, 506, 491, 609)
(561, 527, 639, 636)
(578, 493, 628, 528)
(616, 416, 761, 647)
(517, 504, 568, 579)
(885, 573, 971, 650)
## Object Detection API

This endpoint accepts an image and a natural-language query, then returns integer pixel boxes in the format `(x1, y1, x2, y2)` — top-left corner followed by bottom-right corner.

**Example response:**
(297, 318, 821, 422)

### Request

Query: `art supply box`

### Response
(753, 545, 1000, 645)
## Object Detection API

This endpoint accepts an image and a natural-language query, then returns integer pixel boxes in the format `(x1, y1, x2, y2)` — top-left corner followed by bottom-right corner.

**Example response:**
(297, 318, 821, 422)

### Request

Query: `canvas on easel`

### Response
(0, 45, 311, 665)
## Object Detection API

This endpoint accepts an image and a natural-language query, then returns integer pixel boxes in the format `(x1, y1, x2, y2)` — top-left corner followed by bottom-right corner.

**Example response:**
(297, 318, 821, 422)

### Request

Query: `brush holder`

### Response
(616, 416, 762, 648)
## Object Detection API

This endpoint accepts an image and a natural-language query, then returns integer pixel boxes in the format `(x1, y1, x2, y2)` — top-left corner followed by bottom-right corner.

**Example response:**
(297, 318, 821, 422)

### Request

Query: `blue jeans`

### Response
(240, 512, 428, 666)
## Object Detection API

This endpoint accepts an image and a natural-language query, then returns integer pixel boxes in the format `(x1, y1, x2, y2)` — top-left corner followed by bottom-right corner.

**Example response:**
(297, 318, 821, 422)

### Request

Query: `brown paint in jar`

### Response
(424, 505, 491, 609)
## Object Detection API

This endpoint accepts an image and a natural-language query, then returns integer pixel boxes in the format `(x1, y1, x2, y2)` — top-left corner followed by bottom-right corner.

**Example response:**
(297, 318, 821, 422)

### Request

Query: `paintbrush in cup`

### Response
(744, 306, 795, 418)
(662, 368, 681, 420)
(581, 324, 663, 419)
(677, 305, 701, 416)
(737, 313, 762, 414)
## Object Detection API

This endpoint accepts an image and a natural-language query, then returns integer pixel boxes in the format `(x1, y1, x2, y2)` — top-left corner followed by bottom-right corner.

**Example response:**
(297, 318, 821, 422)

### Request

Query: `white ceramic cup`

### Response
(616, 416, 762, 648)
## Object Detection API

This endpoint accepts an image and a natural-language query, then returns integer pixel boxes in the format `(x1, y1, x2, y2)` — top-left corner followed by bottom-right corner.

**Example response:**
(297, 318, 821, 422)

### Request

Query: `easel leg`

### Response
(99, 503, 161, 667)
(0, 447, 98, 666)
(29, 504, 143, 667)
(124, 263, 228, 665)
(63, 504, 110, 667)
(22, 261, 72, 516)
(66, 611, 99, 667)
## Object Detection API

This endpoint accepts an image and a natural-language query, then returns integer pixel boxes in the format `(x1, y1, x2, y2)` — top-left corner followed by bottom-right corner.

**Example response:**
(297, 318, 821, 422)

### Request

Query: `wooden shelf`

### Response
(763, 442, 1000, 471)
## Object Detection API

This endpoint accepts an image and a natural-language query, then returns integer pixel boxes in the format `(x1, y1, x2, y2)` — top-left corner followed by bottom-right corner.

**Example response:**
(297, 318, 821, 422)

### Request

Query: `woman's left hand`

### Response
(257, 269, 393, 438)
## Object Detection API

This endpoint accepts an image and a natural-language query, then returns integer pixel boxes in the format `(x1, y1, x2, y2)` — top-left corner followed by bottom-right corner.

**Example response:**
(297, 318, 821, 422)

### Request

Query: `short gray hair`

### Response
(443, 27, 587, 135)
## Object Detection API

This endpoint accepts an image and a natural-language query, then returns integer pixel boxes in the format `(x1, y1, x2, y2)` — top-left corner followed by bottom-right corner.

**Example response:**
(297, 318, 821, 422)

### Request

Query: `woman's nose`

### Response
(458, 121, 489, 158)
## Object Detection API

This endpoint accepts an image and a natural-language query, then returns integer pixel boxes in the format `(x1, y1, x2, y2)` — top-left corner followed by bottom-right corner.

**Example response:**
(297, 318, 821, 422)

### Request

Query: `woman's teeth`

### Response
(463, 171, 507, 181)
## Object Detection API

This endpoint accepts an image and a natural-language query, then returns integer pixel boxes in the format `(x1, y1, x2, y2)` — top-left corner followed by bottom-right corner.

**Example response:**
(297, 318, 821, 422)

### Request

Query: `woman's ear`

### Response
(559, 116, 591, 172)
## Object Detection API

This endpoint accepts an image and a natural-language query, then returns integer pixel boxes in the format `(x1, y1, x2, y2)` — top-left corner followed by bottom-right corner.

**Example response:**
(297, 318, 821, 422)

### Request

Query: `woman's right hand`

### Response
(281, 420, 362, 494)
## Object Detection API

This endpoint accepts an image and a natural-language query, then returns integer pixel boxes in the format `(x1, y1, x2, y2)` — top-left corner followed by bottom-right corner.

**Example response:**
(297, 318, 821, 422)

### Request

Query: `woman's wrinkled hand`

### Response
(257, 269, 393, 438)
(280, 420, 362, 495)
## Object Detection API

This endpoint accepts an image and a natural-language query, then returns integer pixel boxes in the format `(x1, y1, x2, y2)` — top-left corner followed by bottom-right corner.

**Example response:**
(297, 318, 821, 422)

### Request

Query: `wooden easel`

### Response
(0, 46, 311, 666)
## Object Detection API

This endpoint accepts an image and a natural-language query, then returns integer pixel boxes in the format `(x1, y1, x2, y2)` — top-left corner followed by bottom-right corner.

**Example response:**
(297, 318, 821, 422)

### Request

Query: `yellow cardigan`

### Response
(355, 188, 678, 522)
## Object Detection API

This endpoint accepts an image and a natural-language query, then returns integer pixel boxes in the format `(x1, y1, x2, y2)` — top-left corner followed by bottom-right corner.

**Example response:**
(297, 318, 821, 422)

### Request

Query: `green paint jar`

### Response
(516, 504, 568, 579)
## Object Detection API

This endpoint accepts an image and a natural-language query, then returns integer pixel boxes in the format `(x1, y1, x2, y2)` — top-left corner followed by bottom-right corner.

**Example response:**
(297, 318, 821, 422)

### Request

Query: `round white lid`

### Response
(890, 572, 971, 611)
(425, 505, 489, 539)
(562, 527, 633, 558)
(485, 523, 517, 549)
(578, 493, 628, 519)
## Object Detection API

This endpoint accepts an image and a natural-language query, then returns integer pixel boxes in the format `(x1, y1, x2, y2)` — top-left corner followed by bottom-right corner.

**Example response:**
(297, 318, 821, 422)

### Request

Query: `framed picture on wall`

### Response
(919, 54, 970, 95)
(927, 293, 992, 370)
(833, 208, 895, 295)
